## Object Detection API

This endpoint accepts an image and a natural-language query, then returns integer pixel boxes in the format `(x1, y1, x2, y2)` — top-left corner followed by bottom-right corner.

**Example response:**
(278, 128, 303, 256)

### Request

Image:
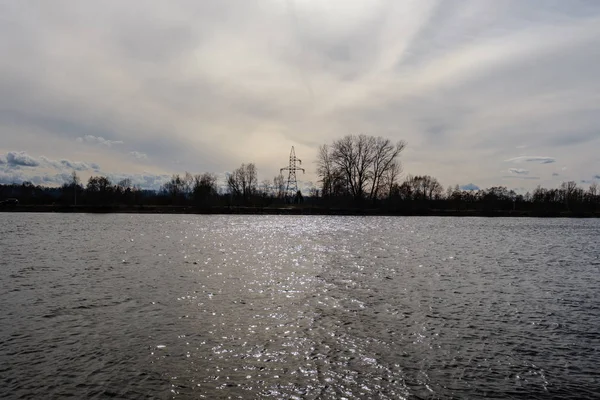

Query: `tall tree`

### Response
(317, 135, 406, 202)
(227, 163, 257, 201)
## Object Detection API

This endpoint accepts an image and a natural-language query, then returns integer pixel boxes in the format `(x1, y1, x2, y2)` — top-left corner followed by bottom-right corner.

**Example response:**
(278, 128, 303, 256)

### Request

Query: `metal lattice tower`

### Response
(280, 146, 305, 198)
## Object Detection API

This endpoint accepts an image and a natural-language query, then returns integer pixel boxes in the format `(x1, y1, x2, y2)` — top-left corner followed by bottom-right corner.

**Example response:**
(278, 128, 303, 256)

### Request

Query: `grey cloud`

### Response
(1, 1, 600, 191)
(0, 170, 72, 186)
(594, 174, 600, 180)
(0, 171, 23, 184)
(552, 173, 560, 177)
(5, 151, 40, 167)
(76, 135, 123, 147)
(504, 156, 556, 164)
(508, 168, 529, 175)
(39, 156, 99, 172)
(129, 151, 148, 160)
(104, 172, 170, 191)
(502, 176, 540, 180)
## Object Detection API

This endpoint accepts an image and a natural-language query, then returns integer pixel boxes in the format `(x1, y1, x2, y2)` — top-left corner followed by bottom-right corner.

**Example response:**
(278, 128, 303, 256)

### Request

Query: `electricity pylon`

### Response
(280, 146, 305, 198)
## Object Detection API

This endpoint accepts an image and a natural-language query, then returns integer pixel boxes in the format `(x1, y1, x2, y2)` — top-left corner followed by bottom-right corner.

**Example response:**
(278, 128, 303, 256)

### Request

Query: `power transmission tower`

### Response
(280, 146, 305, 199)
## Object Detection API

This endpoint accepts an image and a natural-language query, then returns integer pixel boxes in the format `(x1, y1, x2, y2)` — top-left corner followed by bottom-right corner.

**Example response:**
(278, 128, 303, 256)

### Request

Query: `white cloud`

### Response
(76, 135, 123, 147)
(129, 151, 148, 160)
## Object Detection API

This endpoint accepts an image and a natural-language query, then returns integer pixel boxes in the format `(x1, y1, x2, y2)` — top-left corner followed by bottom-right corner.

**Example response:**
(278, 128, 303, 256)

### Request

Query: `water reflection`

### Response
(1, 215, 599, 399)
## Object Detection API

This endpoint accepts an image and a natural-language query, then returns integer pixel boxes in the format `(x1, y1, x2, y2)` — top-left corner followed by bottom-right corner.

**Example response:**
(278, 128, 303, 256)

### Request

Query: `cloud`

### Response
(76, 135, 123, 147)
(129, 151, 148, 160)
(460, 183, 479, 191)
(504, 156, 556, 164)
(502, 176, 540, 180)
(594, 174, 600, 180)
(1, 1, 600, 191)
(39, 156, 100, 171)
(508, 168, 529, 175)
(1, 151, 101, 184)
(5, 151, 40, 167)
(0, 170, 73, 186)
(103, 172, 171, 190)
(552, 173, 560, 177)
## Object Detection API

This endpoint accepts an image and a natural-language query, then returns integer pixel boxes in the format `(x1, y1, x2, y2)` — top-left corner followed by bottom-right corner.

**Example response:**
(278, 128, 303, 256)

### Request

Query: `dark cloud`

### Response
(504, 156, 556, 164)
(460, 183, 479, 191)
(552, 172, 560, 177)
(6, 151, 40, 167)
(508, 168, 529, 175)
(1, 151, 100, 176)
(594, 174, 600, 180)
(37, 156, 100, 172)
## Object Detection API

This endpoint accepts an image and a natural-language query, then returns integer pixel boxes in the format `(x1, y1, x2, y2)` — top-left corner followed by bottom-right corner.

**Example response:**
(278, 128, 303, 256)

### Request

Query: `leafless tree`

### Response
(260, 179, 272, 197)
(560, 181, 578, 211)
(404, 175, 443, 200)
(368, 138, 406, 200)
(227, 163, 257, 200)
(273, 174, 285, 199)
(192, 173, 217, 204)
(382, 161, 402, 199)
(183, 172, 194, 197)
(317, 135, 406, 201)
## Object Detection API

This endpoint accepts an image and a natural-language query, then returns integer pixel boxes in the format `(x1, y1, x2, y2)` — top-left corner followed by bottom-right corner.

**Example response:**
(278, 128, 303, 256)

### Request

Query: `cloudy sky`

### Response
(1, 0, 599, 191)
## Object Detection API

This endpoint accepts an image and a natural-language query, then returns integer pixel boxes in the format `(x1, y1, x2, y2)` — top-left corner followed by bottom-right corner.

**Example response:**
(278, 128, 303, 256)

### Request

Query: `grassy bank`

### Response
(2, 204, 600, 217)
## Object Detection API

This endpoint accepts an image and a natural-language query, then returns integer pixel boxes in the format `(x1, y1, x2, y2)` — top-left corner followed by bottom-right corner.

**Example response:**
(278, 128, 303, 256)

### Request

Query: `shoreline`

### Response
(2, 205, 599, 218)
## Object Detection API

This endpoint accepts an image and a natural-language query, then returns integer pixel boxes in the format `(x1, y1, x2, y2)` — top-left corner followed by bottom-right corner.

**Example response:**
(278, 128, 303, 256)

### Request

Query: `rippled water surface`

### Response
(1, 214, 600, 399)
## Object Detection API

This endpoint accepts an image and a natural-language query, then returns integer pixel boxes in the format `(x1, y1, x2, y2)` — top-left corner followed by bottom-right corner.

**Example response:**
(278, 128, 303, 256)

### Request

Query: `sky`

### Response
(1, 0, 600, 192)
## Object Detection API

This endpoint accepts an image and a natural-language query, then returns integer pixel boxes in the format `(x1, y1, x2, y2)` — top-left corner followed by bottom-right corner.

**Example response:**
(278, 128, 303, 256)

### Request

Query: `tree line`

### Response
(1, 134, 599, 215)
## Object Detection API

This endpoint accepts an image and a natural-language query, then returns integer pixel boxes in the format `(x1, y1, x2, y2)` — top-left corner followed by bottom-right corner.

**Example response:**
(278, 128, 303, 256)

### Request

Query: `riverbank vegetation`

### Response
(1, 135, 599, 216)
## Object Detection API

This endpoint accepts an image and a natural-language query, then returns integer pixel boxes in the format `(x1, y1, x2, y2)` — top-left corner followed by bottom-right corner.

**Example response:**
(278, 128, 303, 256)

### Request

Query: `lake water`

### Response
(1, 214, 599, 399)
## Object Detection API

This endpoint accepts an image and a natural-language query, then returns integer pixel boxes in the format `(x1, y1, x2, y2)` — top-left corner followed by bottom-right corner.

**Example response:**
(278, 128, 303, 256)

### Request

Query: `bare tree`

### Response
(273, 174, 285, 199)
(317, 135, 406, 202)
(316, 144, 334, 197)
(162, 174, 186, 203)
(404, 175, 443, 200)
(71, 171, 80, 205)
(260, 179, 272, 197)
(382, 161, 402, 199)
(183, 172, 194, 198)
(227, 163, 258, 201)
(560, 181, 577, 211)
(331, 134, 374, 200)
(193, 173, 218, 204)
(367, 138, 406, 200)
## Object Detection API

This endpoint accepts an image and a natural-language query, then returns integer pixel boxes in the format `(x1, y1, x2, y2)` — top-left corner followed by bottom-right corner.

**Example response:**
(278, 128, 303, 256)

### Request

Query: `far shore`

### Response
(1, 205, 599, 218)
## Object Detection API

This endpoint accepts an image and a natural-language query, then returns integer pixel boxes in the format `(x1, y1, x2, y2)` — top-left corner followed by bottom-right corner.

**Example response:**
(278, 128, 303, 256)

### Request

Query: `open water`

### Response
(1, 214, 599, 399)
